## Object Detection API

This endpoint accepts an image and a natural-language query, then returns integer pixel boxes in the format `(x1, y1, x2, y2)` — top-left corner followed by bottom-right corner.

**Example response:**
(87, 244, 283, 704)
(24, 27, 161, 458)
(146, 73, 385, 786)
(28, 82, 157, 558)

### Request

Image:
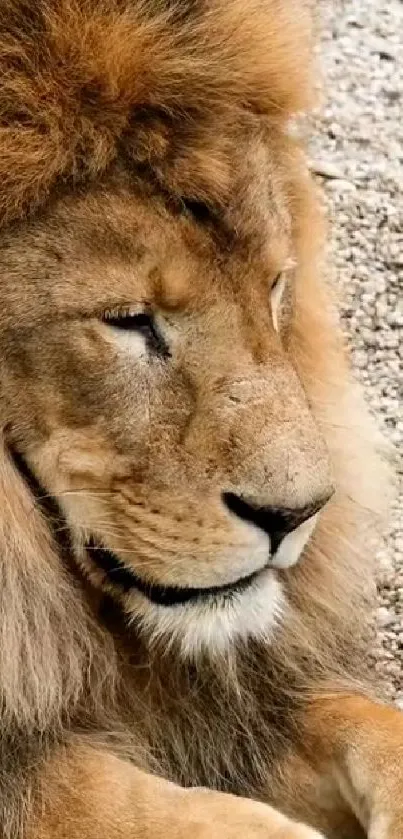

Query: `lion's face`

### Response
(0, 130, 333, 656)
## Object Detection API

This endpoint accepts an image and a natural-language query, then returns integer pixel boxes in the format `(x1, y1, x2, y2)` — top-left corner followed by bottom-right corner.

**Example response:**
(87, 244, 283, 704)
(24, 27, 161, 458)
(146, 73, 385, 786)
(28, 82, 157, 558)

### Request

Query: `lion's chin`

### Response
(124, 569, 285, 659)
(83, 535, 311, 658)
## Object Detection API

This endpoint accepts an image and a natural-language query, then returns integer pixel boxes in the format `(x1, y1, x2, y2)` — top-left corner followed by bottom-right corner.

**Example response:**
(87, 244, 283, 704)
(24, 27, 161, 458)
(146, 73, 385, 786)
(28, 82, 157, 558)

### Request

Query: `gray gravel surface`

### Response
(311, 0, 402, 703)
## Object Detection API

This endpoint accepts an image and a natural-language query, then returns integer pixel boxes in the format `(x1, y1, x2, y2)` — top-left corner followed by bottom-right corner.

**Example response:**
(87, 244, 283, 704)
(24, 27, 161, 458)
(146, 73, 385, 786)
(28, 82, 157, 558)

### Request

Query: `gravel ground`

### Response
(311, 0, 402, 703)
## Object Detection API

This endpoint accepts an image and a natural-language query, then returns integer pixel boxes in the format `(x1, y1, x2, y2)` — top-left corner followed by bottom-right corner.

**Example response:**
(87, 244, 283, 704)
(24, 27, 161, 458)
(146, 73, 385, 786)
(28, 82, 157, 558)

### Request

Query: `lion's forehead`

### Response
(0, 138, 291, 327)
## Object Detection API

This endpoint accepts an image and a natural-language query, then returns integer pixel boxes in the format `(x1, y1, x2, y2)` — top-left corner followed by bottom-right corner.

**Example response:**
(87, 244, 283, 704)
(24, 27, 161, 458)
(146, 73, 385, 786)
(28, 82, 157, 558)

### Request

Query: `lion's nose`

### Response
(222, 490, 333, 553)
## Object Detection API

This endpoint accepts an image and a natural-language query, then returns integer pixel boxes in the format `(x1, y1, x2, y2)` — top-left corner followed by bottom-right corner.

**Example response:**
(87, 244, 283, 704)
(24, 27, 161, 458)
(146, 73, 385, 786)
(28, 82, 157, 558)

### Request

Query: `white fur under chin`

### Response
(126, 570, 284, 659)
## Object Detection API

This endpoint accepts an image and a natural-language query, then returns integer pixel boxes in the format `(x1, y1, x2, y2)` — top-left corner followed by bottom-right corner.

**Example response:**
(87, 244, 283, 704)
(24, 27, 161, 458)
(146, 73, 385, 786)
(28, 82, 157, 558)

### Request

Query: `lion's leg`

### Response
(302, 693, 403, 839)
(27, 741, 325, 839)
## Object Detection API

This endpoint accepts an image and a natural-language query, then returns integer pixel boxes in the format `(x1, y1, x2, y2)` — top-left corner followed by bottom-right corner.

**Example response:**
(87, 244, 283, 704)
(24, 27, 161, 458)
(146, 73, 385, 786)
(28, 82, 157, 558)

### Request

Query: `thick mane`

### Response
(0, 441, 117, 732)
(0, 439, 119, 836)
(0, 0, 314, 225)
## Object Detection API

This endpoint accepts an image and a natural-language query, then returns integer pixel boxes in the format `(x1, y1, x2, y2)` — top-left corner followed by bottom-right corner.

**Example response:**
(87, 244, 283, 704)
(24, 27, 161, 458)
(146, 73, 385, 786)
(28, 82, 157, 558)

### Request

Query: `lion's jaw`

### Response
(121, 516, 318, 658)
(126, 569, 285, 659)
(23, 438, 321, 657)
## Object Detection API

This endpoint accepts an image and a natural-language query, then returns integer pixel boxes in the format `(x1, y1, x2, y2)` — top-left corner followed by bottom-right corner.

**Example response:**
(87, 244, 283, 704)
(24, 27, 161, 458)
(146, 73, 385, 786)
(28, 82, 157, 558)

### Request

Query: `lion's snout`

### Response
(223, 489, 333, 552)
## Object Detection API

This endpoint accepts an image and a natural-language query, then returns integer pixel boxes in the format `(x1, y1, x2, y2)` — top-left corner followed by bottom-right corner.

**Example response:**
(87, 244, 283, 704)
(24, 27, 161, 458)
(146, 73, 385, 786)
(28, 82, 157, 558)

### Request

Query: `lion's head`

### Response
(0, 0, 347, 662)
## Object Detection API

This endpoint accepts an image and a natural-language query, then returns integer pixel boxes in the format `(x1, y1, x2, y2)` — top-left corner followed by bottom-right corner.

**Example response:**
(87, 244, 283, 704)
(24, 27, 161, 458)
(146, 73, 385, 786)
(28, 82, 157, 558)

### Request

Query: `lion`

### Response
(0, 1, 402, 837)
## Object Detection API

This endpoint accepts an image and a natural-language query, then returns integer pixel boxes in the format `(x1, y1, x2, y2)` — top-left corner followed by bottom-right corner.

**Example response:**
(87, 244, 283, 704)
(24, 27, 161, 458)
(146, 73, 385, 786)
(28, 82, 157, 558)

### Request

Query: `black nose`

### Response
(222, 491, 332, 553)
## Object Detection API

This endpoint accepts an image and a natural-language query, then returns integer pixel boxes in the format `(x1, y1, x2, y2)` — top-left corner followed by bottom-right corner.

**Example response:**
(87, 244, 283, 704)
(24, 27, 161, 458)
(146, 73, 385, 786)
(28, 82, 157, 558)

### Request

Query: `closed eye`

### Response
(182, 198, 213, 224)
(104, 311, 152, 332)
(102, 310, 171, 358)
(270, 273, 286, 333)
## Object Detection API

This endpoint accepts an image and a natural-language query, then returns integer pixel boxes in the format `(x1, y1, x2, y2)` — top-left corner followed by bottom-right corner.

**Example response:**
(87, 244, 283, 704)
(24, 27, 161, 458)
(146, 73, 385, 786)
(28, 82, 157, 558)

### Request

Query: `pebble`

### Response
(313, 0, 403, 701)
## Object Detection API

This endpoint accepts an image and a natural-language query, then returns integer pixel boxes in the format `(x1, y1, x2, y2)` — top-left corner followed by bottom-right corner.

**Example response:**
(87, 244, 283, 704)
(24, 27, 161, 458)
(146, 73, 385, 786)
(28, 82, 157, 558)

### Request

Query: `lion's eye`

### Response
(182, 199, 213, 224)
(271, 273, 282, 291)
(102, 310, 170, 358)
(104, 311, 153, 333)
(270, 273, 286, 333)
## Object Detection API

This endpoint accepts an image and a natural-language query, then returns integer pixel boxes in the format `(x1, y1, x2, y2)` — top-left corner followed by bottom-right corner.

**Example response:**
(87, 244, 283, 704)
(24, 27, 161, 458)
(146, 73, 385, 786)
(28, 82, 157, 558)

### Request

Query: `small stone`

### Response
(310, 160, 346, 180)
(377, 607, 393, 627)
(326, 178, 357, 192)
(368, 36, 397, 60)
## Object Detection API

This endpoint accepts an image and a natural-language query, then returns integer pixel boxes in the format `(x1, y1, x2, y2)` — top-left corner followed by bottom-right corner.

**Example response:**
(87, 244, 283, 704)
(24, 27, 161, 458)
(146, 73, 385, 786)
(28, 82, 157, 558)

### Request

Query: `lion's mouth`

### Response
(86, 539, 264, 607)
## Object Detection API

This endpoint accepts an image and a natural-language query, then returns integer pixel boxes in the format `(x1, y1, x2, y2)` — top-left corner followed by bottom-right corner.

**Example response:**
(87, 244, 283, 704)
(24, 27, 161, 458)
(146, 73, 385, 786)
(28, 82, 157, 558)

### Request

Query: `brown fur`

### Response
(0, 0, 314, 226)
(0, 2, 401, 839)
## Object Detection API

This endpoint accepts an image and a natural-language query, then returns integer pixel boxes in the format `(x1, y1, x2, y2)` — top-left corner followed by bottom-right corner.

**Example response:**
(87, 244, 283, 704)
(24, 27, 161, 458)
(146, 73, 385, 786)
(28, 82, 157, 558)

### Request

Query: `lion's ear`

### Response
(0, 434, 91, 730)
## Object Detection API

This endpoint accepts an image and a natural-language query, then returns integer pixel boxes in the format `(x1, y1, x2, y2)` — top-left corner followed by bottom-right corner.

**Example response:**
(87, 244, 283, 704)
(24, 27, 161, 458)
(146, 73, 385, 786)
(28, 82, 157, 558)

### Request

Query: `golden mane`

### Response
(0, 0, 314, 226)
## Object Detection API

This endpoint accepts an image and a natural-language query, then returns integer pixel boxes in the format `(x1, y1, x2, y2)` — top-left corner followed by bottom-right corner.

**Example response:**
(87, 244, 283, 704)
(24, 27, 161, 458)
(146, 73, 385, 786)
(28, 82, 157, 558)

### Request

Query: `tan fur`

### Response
(0, 2, 401, 838)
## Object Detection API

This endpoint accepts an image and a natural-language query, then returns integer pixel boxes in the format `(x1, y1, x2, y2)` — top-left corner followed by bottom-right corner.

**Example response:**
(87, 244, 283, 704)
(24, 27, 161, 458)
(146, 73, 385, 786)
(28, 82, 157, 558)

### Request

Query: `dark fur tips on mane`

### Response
(0, 0, 314, 225)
